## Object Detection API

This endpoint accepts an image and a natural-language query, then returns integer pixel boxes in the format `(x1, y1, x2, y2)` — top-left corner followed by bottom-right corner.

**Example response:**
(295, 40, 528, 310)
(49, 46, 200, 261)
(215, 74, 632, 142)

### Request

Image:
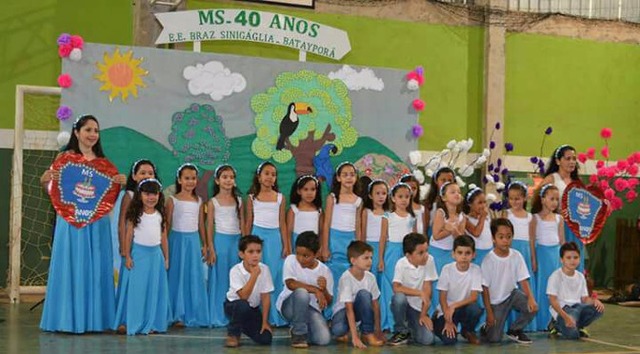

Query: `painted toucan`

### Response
(276, 102, 313, 150)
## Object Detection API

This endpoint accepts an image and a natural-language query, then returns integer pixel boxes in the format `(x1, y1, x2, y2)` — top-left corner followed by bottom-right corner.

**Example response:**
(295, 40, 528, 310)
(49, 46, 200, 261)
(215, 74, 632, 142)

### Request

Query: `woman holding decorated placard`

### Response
(39, 114, 126, 333)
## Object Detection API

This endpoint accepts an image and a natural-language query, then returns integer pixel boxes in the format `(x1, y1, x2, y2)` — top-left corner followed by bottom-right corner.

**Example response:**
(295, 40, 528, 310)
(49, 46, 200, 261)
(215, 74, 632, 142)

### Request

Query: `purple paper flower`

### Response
(497, 158, 502, 166)
(492, 174, 500, 182)
(504, 143, 514, 152)
(411, 124, 424, 138)
(538, 160, 545, 168)
(501, 168, 510, 175)
(493, 167, 500, 173)
(362, 155, 373, 167)
(530, 156, 539, 163)
(56, 105, 72, 121)
(489, 141, 496, 149)
(482, 176, 488, 184)
(415, 66, 424, 75)
(545, 126, 553, 135)
(57, 33, 72, 46)
(488, 164, 494, 171)
(495, 122, 501, 130)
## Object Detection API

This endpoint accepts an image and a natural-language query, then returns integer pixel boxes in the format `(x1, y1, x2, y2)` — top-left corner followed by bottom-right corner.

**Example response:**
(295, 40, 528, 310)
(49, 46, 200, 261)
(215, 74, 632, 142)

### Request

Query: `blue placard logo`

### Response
(566, 187, 602, 240)
(58, 163, 113, 223)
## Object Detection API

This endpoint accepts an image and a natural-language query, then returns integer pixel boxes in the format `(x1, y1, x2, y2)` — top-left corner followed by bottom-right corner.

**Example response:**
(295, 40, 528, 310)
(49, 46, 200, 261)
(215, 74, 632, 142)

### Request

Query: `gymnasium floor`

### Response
(1, 302, 638, 354)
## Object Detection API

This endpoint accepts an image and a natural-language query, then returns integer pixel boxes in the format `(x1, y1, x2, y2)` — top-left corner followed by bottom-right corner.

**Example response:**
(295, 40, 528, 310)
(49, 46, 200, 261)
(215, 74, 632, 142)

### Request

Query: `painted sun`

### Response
(95, 48, 148, 102)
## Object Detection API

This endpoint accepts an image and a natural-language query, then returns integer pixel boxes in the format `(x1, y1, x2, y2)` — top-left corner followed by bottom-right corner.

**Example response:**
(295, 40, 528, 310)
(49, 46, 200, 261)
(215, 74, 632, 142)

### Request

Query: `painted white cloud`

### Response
(328, 65, 384, 91)
(183, 61, 246, 101)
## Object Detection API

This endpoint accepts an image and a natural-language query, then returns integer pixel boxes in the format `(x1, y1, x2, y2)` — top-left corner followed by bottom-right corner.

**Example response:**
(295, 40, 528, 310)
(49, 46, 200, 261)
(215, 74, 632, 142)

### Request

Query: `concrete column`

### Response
(133, 0, 187, 47)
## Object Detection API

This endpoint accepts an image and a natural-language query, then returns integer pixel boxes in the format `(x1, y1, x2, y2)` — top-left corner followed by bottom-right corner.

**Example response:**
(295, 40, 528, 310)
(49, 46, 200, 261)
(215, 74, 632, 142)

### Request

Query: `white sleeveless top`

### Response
(170, 196, 201, 233)
(134, 211, 162, 246)
(507, 210, 532, 241)
(330, 193, 362, 232)
(291, 205, 320, 234)
(388, 212, 415, 243)
(212, 196, 242, 235)
(365, 209, 385, 243)
(534, 213, 561, 246)
(414, 205, 425, 234)
(552, 173, 568, 199)
(252, 193, 282, 229)
(465, 214, 493, 250)
(430, 209, 465, 251)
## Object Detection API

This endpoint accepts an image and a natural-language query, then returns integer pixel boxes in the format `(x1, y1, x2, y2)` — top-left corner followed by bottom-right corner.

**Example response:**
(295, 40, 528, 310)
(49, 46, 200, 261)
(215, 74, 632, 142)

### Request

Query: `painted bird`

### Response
(276, 102, 313, 150)
(314, 143, 338, 188)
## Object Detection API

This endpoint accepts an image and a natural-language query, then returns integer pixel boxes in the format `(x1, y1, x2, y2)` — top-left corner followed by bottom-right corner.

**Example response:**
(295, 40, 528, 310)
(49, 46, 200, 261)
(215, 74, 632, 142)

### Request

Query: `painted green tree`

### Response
(251, 70, 358, 175)
(168, 103, 230, 198)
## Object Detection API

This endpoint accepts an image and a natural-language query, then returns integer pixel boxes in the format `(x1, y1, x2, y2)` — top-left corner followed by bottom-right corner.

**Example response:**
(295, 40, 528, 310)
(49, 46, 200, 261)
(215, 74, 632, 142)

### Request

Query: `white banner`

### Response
(155, 9, 351, 60)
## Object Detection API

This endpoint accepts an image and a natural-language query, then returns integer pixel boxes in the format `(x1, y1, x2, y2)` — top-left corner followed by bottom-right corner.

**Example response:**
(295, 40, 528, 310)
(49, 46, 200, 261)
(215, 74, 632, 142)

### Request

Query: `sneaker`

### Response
(506, 330, 532, 344)
(579, 328, 590, 338)
(387, 332, 410, 346)
(548, 320, 558, 337)
(291, 334, 309, 348)
(461, 330, 481, 345)
(362, 333, 384, 347)
(225, 336, 240, 348)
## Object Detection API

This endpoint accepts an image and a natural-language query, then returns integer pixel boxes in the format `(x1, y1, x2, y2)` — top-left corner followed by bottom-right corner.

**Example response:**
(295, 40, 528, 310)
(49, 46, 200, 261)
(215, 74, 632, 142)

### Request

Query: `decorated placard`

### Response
(155, 9, 351, 60)
(49, 153, 121, 228)
(562, 182, 609, 245)
(236, 0, 315, 9)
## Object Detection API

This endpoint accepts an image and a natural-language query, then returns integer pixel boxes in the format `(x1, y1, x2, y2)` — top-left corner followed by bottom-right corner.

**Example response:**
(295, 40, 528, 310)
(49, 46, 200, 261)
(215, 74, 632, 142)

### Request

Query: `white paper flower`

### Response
(468, 183, 478, 190)
(409, 150, 422, 166)
(496, 182, 506, 191)
(57, 131, 70, 148)
(69, 48, 82, 62)
(419, 184, 430, 201)
(413, 169, 425, 184)
(425, 169, 434, 178)
(485, 174, 495, 184)
(446, 140, 457, 149)
(482, 148, 491, 157)
(453, 141, 464, 152)
(475, 155, 487, 167)
(407, 79, 420, 91)
(462, 138, 474, 152)
(486, 193, 498, 202)
(458, 164, 474, 177)
(455, 176, 466, 188)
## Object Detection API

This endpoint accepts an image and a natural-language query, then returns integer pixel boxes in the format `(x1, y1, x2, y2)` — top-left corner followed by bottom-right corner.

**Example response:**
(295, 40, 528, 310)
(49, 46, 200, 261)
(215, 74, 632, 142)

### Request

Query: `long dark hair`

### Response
(435, 181, 462, 219)
(544, 144, 579, 181)
(212, 164, 242, 219)
(531, 183, 559, 214)
(356, 175, 372, 201)
(506, 182, 528, 210)
(462, 187, 484, 214)
(125, 159, 157, 192)
(175, 163, 198, 196)
(65, 115, 105, 157)
(400, 174, 421, 204)
(425, 167, 455, 211)
(289, 175, 322, 210)
(363, 179, 390, 211)
(126, 179, 166, 231)
(248, 161, 279, 197)
(330, 162, 358, 204)
(390, 183, 415, 217)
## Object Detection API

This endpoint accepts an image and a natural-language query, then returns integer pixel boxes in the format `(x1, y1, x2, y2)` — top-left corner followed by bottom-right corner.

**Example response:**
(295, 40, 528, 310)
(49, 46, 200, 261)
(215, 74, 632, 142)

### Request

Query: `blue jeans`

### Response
(556, 303, 602, 339)
(331, 290, 375, 336)
(391, 293, 435, 345)
(281, 288, 331, 345)
(224, 300, 272, 345)
(482, 289, 536, 343)
(433, 303, 483, 345)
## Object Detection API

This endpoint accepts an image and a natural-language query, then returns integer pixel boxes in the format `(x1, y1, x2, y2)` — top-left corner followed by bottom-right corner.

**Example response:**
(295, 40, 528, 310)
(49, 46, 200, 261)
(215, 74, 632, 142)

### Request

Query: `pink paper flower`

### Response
(601, 146, 609, 159)
(589, 174, 598, 184)
(70, 35, 84, 49)
(617, 160, 629, 170)
(596, 160, 604, 169)
(58, 44, 72, 58)
(412, 99, 425, 111)
(604, 188, 615, 199)
(600, 127, 612, 139)
(628, 178, 639, 189)
(614, 178, 629, 192)
(599, 179, 609, 191)
(611, 196, 623, 210)
(57, 74, 72, 88)
(577, 153, 587, 163)
(586, 147, 596, 159)
(628, 164, 639, 176)
(634, 152, 640, 163)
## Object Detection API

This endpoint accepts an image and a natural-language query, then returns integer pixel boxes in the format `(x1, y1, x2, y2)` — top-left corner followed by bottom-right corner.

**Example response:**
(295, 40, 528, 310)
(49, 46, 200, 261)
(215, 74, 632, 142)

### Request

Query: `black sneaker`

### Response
(388, 332, 410, 346)
(506, 330, 532, 344)
(291, 333, 308, 348)
(579, 328, 590, 338)
(548, 320, 558, 337)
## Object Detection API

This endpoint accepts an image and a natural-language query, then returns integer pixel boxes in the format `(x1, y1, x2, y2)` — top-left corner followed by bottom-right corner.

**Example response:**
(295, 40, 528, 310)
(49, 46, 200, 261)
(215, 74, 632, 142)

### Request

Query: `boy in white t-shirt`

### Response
(433, 234, 482, 345)
(388, 233, 438, 346)
(547, 241, 604, 339)
(276, 231, 333, 348)
(224, 235, 274, 348)
(331, 241, 385, 348)
(481, 218, 537, 344)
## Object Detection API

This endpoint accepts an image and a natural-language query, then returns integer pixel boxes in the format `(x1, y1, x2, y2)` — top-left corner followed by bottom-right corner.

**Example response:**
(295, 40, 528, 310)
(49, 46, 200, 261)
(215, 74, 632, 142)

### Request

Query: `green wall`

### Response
(0, 0, 132, 286)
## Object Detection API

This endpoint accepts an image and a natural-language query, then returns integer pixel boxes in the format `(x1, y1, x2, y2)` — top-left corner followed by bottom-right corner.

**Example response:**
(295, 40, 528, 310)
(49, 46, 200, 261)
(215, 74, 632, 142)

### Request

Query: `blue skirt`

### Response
(114, 243, 171, 335)
(208, 232, 240, 327)
(368, 241, 382, 285)
(473, 248, 492, 266)
(509, 240, 537, 332)
(429, 246, 452, 316)
(564, 223, 585, 272)
(110, 190, 125, 284)
(40, 216, 115, 333)
(168, 230, 209, 327)
(329, 229, 355, 301)
(535, 244, 561, 331)
(380, 242, 403, 331)
(252, 225, 286, 326)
